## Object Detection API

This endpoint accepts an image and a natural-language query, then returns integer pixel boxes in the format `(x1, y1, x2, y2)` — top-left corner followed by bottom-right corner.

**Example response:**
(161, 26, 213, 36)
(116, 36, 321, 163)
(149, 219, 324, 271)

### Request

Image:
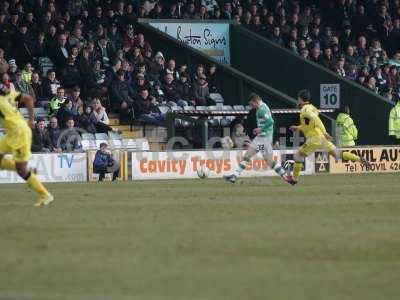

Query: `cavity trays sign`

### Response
(149, 22, 231, 65)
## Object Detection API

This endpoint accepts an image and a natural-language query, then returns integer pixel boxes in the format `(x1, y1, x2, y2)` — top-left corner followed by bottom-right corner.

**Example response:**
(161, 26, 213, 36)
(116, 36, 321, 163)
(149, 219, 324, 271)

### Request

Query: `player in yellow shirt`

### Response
(289, 89, 370, 184)
(0, 84, 53, 206)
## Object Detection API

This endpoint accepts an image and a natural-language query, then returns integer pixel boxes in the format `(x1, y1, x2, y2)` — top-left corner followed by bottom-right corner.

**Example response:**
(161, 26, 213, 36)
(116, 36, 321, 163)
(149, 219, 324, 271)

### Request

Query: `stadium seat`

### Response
(95, 139, 108, 148)
(158, 106, 170, 114)
(183, 106, 195, 110)
(95, 133, 108, 140)
(233, 105, 245, 111)
(34, 107, 47, 118)
(209, 93, 224, 104)
(196, 106, 208, 111)
(108, 131, 122, 140)
(81, 139, 97, 150)
(81, 133, 95, 141)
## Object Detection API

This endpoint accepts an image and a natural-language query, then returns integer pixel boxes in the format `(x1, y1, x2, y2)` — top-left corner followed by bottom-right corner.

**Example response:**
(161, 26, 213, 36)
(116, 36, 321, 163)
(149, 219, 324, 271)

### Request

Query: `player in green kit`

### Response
(224, 93, 295, 184)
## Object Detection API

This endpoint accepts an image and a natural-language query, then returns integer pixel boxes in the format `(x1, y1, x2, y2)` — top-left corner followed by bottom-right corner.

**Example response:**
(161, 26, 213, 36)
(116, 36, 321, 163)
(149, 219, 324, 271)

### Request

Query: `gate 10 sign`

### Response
(320, 84, 340, 108)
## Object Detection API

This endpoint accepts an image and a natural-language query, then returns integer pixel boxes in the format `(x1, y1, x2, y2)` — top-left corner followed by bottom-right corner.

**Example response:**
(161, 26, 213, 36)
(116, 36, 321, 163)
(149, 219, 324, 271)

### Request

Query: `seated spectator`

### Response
(29, 33, 47, 62)
(42, 70, 61, 101)
(93, 142, 120, 182)
(91, 98, 114, 133)
(134, 88, 164, 126)
(56, 99, 79, 129)
(193, 74, 210, 106)
(48, 116, 62, 152)
(110, 69, 135, 111)
(132, 73, 155, 97)
(31, 118, 52, 153)
(86, 60, 107, 96)
(61, 56, 81, 88)
(78, 106, 97, 134)
(164, 59, 179, 79)
(175, 73, 193, 104)
(148, 51, 165, 81)
(1, 73, 15, 91)
(160, 73, 187, 107)
(60, 118, 82, 152)
(133, 33, 152, 54)
(346, 64, 358, 81)
(390, 51, 400, 66)
(14, 70, 35, 97)
(96, 36, 115, 67)
(48, 87, 66, 117)
(193, 64, 206, 82)
(31, 72, 45, 105)
(68, 86, 84, 114)
(21, 63, 33, 83)
(388, 66, 399, 88)
(207, 64, 220, 93)
(104, 58, 122, 88)
(7, 59, 18, 82)
(49, 34, 69, 72)
(0, 48, 9, 74)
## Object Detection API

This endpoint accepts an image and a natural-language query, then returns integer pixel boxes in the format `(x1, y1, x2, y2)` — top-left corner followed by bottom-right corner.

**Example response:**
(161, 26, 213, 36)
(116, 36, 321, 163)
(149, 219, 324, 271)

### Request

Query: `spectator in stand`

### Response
(175, 73, 193, 104)
(207, 64, 220, 93)
(31, 72, 45, 105)
(110, 69, 135, 111)
(31, 118, 52, 153)
(149, 51, 165, 82)
(104, 58, 121, 88)
(48, 87, 66, 117)
(0, 48, 8, 74)
(164, 59, 179, 80)
(21, 63, 34, 84)
(60, 118, 82, 152)
(42, 70, 61, 101)
(1, 72, 15, 91)
(91, 98, 113, 133)
(78, 105, 97, 134)
(47, 116, 62, 152)
(160, 73, 187, 107)
(7, 59, 18, 82)
(50, 34, 70, 72)
(14, 70, 35, 98)
(68, 86, 84, 114)
(134, 88, 164, 126)
(133, 33, 152, 54)
(193, 74, 210, 106)
(61, 56, 81, 88)
(56, 99, 79, 129)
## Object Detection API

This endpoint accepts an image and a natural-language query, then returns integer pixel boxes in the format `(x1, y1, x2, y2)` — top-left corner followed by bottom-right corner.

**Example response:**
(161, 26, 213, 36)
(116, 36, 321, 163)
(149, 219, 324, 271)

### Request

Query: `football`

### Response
(197, 165, 210, 179)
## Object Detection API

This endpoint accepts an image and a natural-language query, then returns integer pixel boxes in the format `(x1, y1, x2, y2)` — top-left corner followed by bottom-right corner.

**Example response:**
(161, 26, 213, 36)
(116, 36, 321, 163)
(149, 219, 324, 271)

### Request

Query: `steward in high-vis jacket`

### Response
(389, 97, 400, 142)
(336, 106, 358, 147)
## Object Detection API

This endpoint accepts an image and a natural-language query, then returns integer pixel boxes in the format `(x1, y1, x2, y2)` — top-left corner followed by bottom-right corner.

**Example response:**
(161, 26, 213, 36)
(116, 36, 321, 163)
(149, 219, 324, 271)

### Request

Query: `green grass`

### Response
(1, 174, 400, 300)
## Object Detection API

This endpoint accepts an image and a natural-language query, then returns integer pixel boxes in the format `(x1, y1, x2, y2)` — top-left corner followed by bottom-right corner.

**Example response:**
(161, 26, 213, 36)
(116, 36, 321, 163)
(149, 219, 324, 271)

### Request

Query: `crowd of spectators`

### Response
(135, 0, 400, 100)
(0, 0, 224, 154)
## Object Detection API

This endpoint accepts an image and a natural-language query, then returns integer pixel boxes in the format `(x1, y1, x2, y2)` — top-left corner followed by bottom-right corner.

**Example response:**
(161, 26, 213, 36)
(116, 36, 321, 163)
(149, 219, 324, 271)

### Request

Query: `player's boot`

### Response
(34, 194, 54, 207)
(360, 157, 372, 169)
(283, 174, 298, 186)
(223, 174, 237, 184)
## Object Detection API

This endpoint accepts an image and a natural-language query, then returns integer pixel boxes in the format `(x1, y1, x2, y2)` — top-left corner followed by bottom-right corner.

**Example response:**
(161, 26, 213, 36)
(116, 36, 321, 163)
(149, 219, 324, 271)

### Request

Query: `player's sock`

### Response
(293, 162, 302, 180)
(342, 151, 360, 162)
(0, 158, 16, 171)
(233, 158, 249, 177)
(270, 161, 286, 177)
(26, 172, 49, 198)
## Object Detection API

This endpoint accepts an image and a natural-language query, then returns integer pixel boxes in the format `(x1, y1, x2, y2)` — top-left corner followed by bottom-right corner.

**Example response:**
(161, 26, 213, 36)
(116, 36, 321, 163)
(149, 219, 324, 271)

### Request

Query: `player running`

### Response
(224, 93, 294, 184)
(289, 89, 370, 184)
(0, 84, 53, 206)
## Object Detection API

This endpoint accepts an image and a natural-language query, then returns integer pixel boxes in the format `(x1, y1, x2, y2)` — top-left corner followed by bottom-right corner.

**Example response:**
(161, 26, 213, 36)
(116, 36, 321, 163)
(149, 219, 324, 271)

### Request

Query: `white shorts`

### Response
(250, 135, 273, 155)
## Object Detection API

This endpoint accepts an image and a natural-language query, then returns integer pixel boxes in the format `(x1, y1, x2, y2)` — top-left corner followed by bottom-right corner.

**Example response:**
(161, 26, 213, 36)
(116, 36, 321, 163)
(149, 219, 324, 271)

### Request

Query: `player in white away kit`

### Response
(224, 93, 295, 184)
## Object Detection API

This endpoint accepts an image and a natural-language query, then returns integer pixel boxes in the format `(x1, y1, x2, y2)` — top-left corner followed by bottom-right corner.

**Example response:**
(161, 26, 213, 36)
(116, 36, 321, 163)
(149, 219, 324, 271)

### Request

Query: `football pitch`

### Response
(1, 173, 399, 300)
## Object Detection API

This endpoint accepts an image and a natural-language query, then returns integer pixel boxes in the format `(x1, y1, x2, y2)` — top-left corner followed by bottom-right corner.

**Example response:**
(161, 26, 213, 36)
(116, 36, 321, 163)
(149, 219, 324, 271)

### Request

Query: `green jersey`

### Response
(256, 101, 274, 137)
